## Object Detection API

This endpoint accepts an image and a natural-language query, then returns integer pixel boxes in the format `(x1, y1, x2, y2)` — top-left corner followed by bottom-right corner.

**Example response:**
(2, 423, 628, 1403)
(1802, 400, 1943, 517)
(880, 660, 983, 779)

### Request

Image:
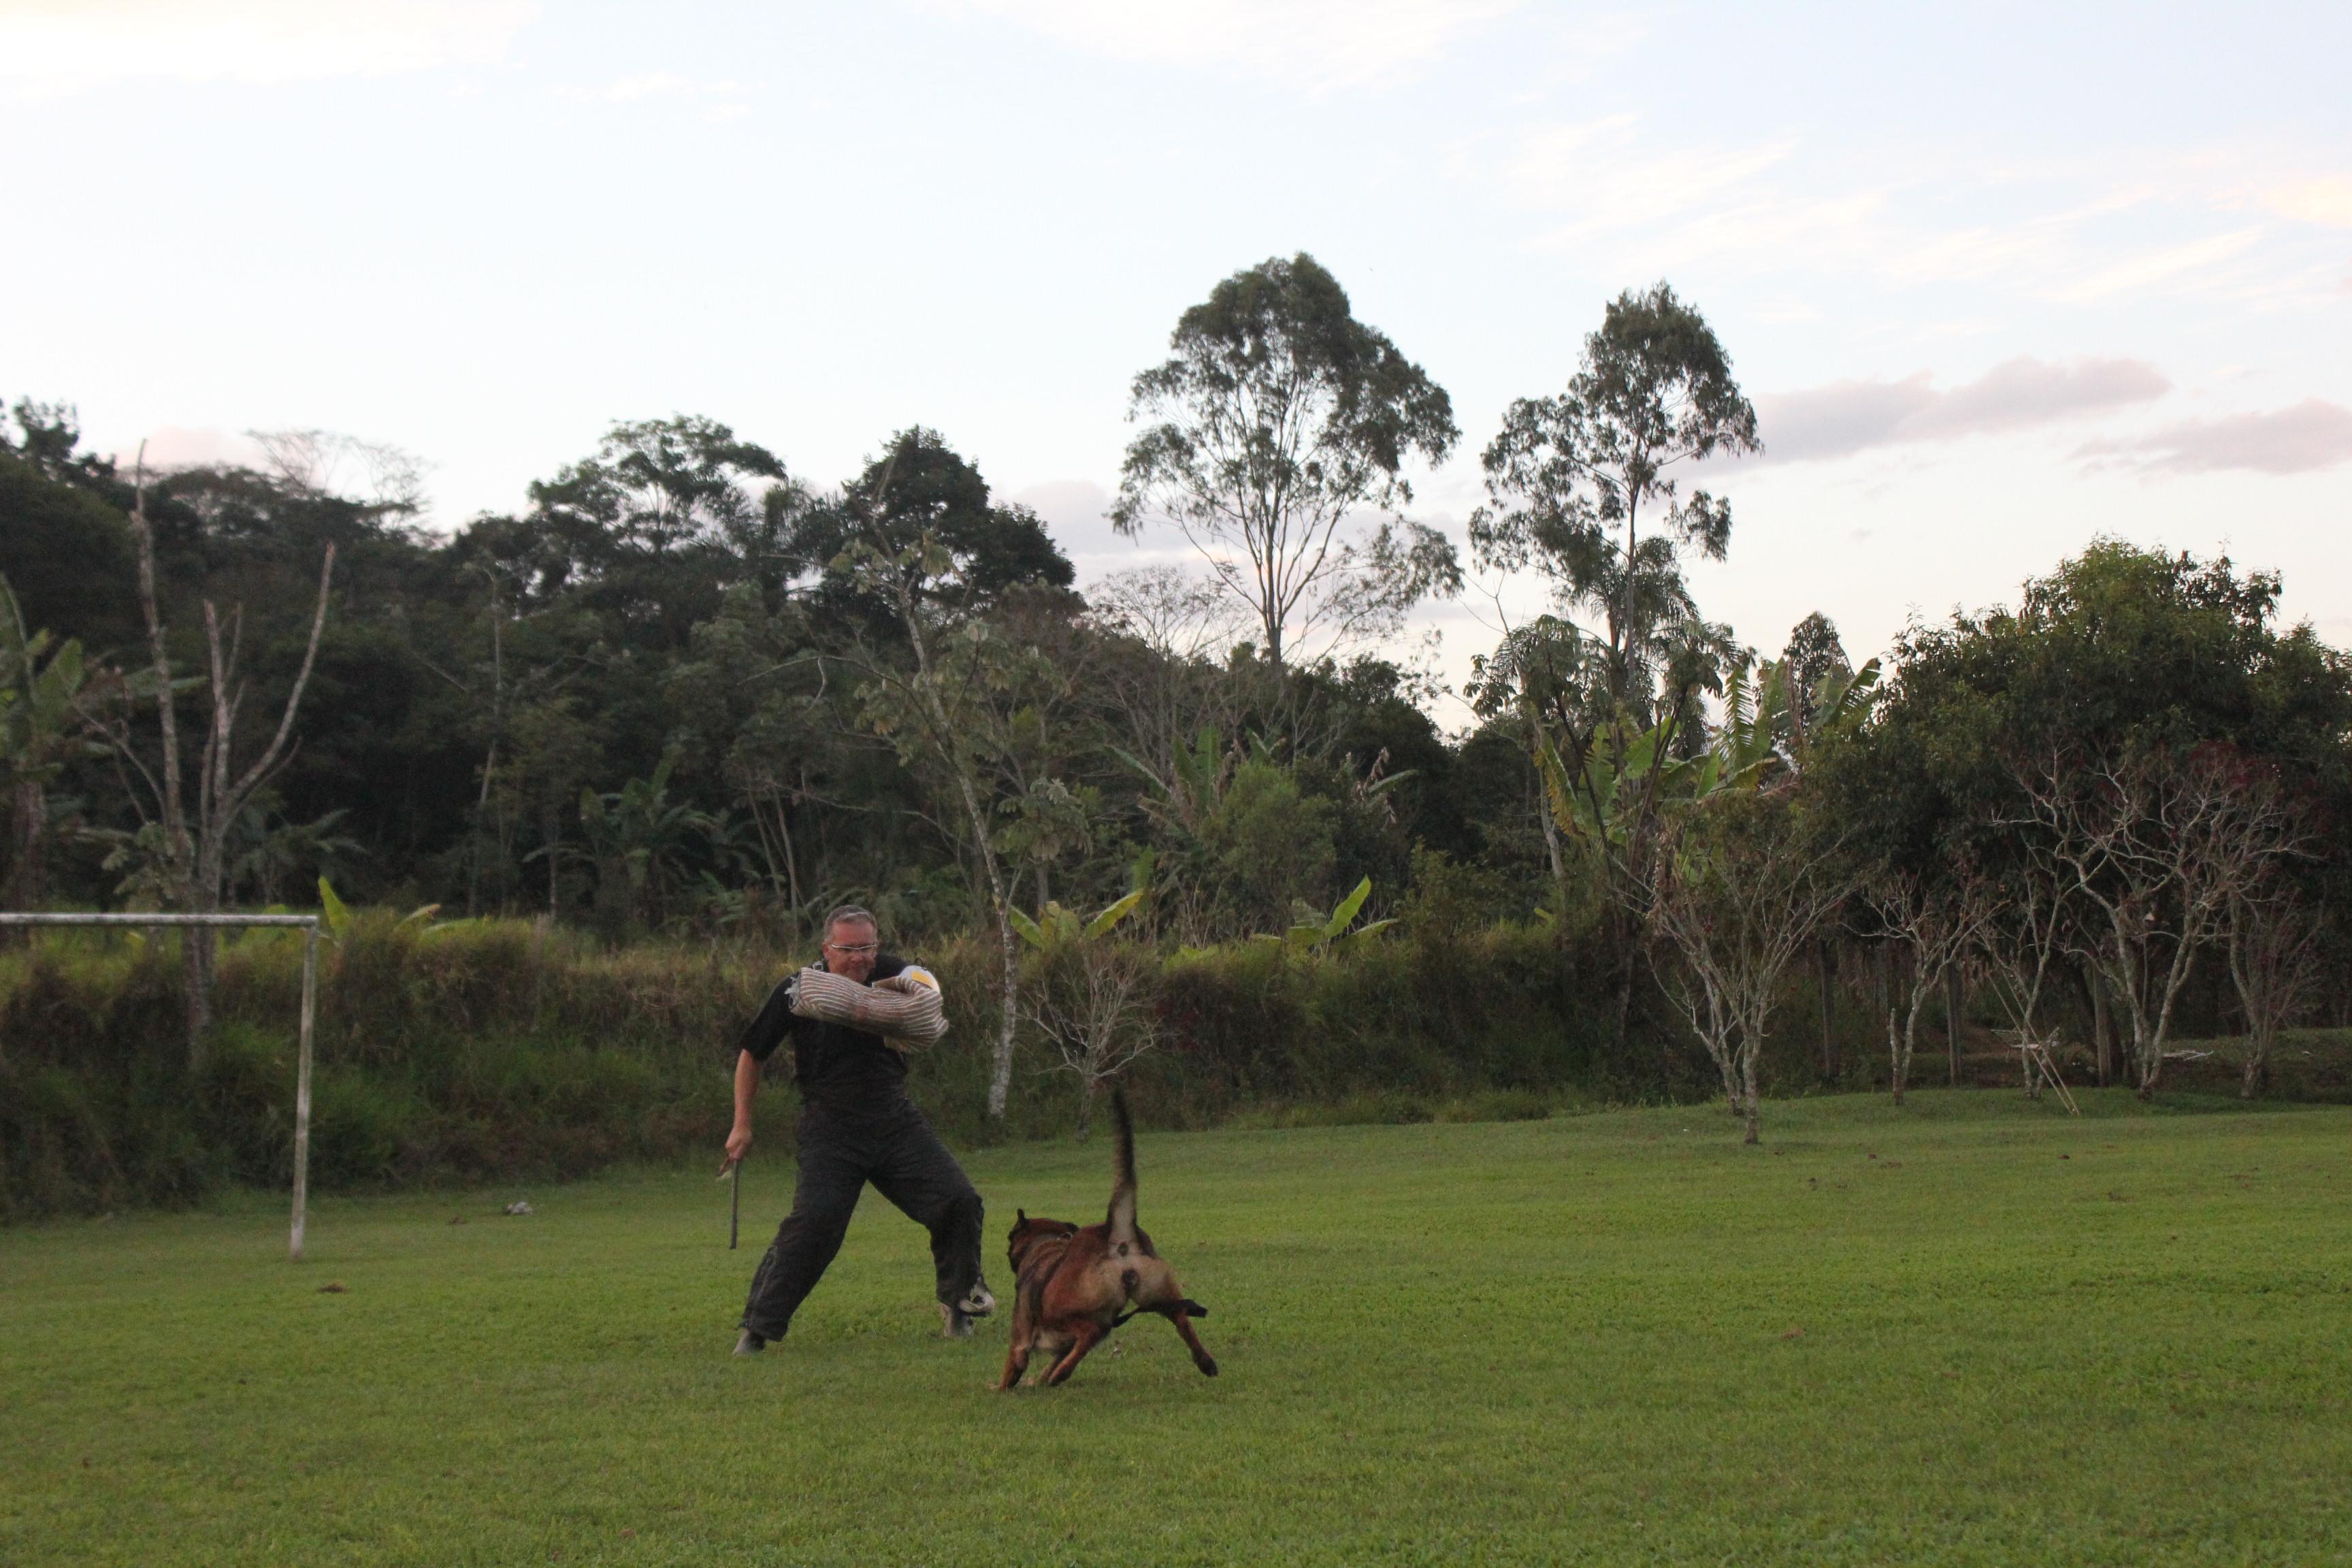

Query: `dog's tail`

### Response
(1106, 1088, 1138, 1244)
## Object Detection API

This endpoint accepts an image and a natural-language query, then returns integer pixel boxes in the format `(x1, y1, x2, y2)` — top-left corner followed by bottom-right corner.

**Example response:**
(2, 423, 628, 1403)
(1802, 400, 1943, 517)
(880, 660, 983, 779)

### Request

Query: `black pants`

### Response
(740, 1100, 984, 1341)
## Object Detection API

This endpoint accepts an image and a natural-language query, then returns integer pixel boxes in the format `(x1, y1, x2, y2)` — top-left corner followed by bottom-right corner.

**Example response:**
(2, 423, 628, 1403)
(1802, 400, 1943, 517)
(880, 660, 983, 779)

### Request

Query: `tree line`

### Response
(3, 252, 2347, 1131)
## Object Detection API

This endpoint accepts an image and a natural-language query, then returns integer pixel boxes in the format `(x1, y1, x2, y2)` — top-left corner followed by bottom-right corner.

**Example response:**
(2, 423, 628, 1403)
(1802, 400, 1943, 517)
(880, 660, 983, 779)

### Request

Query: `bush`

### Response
(0, 911, 1648, 1218)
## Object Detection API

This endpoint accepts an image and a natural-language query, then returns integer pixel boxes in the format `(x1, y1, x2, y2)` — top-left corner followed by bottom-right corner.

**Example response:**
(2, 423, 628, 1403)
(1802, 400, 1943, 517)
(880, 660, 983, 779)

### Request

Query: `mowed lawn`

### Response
(6, 1093, 2352, 1567)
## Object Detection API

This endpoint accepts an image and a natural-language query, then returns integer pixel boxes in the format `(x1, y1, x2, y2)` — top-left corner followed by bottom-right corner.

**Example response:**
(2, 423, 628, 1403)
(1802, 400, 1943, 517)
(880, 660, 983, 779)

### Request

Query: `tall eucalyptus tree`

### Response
(1115, 253, 1460, 672)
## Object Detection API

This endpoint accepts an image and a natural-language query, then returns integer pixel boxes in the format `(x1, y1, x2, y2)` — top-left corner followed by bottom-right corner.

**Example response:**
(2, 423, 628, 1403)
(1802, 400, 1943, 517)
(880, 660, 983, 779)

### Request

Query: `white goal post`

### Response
(0, 912, 321, 1261)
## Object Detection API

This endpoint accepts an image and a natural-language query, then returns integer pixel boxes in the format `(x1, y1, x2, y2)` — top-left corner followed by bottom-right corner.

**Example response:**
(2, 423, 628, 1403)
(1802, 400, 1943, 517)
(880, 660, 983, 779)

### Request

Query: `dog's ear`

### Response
(1017, 1207, 1027, 1222)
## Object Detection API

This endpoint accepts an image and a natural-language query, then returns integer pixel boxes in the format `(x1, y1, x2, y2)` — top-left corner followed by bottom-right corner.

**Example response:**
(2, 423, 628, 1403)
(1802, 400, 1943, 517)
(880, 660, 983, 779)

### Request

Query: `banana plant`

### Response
(1251, 875, 1394, 950)
(1010, 887, 1147, 952)
(1110, 725, 1231, 835)
(0, 574, 93, 904)
(1533, 653, 1884, 849)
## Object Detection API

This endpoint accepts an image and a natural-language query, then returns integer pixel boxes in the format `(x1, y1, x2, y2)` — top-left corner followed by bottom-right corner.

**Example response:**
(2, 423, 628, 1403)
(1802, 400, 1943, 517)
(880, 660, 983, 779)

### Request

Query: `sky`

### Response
(3, 0, 2349, 720)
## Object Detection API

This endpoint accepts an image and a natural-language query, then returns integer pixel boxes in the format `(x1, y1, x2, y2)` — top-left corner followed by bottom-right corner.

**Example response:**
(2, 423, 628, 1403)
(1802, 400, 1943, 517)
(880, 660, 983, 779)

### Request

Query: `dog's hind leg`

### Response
(1038, 1320, 1108, 1387)
(1164, 1305, 1218, 1377)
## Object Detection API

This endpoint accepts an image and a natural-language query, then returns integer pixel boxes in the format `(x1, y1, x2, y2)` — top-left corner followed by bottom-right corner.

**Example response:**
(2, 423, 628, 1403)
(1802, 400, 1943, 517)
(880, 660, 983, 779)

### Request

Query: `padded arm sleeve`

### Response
(790, 966, 948, 1051)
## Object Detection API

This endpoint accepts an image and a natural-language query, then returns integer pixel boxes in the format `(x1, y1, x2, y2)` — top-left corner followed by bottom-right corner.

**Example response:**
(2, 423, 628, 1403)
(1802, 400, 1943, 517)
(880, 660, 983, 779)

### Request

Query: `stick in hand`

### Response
(717, 1158, 740, 1249)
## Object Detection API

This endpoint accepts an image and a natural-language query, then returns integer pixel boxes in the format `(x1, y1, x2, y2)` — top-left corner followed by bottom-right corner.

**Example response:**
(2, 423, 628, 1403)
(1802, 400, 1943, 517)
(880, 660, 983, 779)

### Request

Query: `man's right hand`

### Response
(725, 1123, 753, 1164)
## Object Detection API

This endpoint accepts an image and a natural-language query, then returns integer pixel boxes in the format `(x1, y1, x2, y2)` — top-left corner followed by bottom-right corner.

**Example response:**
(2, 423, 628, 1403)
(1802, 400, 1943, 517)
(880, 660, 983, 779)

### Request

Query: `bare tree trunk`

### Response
(124, 509, 336, 1073)
(7, 779, 46, 908)
(778, 789, 802, 913)
(1740, 1022, 1762, 1145)
(128, 468, 201, 1069)
(1610, 927, 1645, 1079)
(1945, 966, 1963, 1087)
(1816, 943, 1838, 1079)
(1887, 1007, 1908, 1107)
(1536, 770, 1565, 886)
(544, 798, 561, 915)
(2089, 968, 2112, 1087)
(1076, 1075, 1098, 1141)
(992, 894, 1019, 1119)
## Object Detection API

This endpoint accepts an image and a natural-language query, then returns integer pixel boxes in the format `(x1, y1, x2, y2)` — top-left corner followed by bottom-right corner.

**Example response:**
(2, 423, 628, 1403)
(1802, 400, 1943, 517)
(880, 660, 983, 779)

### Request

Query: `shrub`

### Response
(0, 911, 1659, 1217)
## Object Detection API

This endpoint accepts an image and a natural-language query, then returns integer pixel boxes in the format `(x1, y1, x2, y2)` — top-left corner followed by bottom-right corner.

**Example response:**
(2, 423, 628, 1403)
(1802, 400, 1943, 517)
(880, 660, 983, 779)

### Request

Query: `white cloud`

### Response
(2075, 399, 2352, 476)
(0, 0, 536, 92)
(1467, 116, 2329, 307)
(564, 72, 747, 116)
(2048, 229, 2264, 303)
(1757, 357, 2171, 463)
(1487, 115, 1799, 231)
(934, 0, 1529, 93)
(2255, 175, 2352, 229)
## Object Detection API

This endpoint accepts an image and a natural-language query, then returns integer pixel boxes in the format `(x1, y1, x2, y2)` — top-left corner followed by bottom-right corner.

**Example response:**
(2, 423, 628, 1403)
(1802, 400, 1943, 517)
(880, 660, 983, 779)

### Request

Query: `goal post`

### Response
(0, 911, 322, 1261)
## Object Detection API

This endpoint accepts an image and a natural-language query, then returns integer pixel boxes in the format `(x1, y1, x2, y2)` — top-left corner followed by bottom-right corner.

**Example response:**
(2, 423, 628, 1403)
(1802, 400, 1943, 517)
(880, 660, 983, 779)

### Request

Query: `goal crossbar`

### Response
(0, 912, 322, 1261)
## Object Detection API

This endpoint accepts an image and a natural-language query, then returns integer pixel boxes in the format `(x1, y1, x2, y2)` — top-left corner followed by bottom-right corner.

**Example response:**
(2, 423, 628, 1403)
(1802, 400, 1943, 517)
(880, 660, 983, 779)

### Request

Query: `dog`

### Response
(996, 1090, 1217, 1390)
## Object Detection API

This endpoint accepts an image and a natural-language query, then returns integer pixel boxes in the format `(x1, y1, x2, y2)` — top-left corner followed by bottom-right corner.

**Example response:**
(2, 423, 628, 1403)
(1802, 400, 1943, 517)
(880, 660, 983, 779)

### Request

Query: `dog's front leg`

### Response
(1038, 1320, 1107, 1387)
(996, 1303, 1037, 1391)
(996, 1334, 1035, 1391)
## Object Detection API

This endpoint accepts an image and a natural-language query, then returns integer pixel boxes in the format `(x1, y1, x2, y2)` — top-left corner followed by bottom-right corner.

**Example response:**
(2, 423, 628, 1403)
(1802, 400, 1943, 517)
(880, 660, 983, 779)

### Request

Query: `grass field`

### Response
(6, 1091, 2352, 1567)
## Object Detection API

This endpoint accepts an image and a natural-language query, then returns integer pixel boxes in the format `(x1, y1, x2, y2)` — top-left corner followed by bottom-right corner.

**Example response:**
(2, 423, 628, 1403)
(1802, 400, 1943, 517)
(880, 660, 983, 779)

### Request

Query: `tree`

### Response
(1820, 542, 2352, 902)
(91, 459, 336, 1069)
(1467, 286, 1761, 1069)
(0, 423, 142, 655)
(840, 431, 1083, 1120)
(1013, 889, 1154, 1137)
(1650, 788, 1850, 1143)
(1471, 282, 1759, 712)
(576, 752, 723, 932)
(1114, 253, 1460, 670)
(504, 414, 802, 648)
(1973, 861, 2068, 1094)
(2226, 876, 2326, 1100)
(0, 577, 93, 908)
(2012, 747, 2305, 1099)
(794, 427, 1073, 628)
(1868, 872, 1989, 1106)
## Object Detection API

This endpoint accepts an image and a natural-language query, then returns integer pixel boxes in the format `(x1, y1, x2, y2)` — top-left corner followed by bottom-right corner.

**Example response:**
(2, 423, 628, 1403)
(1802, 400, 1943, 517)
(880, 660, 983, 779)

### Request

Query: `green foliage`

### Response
(316, 875, 352, 942)
(0, 907, 1637, 1215)
(1470, 282, 1758, 710)
(1205, 756, 1338, 928)
(1009, 887, 1146, 951)
(1254, 875, 1395, 950)
(1818, 540, 2352, 879)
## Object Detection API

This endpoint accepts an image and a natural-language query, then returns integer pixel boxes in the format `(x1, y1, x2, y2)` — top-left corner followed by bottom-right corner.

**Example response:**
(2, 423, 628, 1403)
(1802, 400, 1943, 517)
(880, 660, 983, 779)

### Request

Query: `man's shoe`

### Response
(940, 1304, 975, 1339)
(955, 1280, 996, 1319)
(734, 1329, 767, 1356)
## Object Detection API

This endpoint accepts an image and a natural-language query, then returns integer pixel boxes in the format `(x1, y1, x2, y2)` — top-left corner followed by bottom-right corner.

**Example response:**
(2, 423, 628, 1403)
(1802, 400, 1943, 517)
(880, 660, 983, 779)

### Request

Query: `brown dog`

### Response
(996, 1091, 1217, 1390)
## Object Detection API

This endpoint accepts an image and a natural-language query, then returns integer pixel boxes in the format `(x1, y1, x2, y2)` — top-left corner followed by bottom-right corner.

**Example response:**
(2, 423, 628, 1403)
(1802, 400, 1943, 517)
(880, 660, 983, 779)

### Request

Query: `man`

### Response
(727, 905, 994, 1354)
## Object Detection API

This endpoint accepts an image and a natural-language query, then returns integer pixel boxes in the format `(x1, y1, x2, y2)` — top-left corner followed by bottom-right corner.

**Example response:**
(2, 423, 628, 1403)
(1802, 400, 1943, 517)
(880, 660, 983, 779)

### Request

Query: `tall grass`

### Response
(14, 910, 2302, 1219)
(1, 914, 1650, 1218)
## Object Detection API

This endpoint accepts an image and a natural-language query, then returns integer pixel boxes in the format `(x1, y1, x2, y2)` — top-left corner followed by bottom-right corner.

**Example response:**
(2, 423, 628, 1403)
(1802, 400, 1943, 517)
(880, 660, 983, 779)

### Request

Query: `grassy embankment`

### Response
(5, 1090, 2350, 1566)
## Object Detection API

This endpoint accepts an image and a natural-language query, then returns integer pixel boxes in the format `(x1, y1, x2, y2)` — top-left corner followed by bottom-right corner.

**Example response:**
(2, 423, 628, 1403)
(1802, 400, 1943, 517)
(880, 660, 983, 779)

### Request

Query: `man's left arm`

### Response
(795, 965, 947, 1047)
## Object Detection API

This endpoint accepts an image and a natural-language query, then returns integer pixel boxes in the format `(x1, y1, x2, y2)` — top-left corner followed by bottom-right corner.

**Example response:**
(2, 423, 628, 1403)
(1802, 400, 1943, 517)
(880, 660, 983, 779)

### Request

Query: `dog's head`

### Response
(1005, 1207, 1079, 1274)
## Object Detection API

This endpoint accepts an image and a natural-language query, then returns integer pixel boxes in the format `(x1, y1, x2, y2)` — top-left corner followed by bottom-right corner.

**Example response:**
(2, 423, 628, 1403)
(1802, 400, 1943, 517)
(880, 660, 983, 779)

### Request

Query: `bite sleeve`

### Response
(790, 966, 947, 1051)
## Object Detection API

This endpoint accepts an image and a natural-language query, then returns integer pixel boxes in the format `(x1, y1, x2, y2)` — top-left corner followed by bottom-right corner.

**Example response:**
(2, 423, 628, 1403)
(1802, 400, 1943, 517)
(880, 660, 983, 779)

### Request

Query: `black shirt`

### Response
(738, 954, 914, 1115)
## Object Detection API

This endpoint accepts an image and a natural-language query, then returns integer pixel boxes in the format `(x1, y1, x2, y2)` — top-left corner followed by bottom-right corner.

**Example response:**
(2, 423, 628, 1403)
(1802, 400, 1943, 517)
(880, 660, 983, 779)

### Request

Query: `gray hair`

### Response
(821, 904, 879, 940)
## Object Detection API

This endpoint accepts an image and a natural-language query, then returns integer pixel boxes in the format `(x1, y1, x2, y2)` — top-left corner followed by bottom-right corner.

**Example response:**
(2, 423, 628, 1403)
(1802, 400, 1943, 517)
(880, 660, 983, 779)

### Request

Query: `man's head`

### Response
(819, 904, 881, 983)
